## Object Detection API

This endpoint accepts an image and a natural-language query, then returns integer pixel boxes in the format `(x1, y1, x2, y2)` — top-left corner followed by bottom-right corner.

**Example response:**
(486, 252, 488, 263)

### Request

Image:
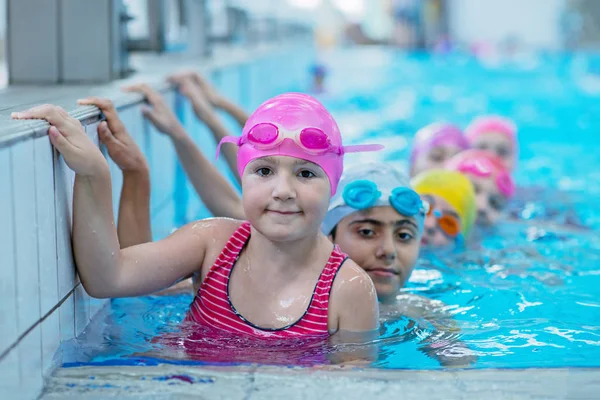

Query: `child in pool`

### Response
(322, 164, 476, 367)
(409, 122, 469, 177)
(411, 169, 476, 249)
(87, 96, 476, 366)
(321, 163, 427, 304)
(465, 115, 518, 172)
(445, 149, 516, 227)
(12, 93, 382, 342)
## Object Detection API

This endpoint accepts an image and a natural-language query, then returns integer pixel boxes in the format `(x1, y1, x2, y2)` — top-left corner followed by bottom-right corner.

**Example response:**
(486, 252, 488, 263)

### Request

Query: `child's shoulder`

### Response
(328, 258, 379, 331)
(331, 258, 375, 299)
(183, 217, 246, 241)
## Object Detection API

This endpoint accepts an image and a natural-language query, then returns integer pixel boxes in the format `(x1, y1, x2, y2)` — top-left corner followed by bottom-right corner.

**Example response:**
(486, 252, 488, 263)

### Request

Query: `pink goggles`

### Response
(216, 122, 383, 158)
(457, 158, 515, 198)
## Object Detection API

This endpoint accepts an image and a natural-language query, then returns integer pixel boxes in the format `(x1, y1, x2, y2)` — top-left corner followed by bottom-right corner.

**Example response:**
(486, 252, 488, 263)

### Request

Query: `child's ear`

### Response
(328, 234, 334, 242)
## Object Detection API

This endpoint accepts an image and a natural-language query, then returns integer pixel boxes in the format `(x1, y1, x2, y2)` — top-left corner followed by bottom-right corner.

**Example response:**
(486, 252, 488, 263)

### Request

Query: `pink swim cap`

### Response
(410, 122, 469, 166)
(445, 149, 516, 198)
(217, 93, 383, 195)
(465, 115, 518, 150)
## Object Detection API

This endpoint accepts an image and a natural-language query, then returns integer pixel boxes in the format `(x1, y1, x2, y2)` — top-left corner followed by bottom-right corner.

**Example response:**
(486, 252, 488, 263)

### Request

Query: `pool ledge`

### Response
(41, 364, 600, 399)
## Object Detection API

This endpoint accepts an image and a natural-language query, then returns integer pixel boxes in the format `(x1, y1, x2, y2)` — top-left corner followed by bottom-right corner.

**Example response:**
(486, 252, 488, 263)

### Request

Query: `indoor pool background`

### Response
(59, 48, 600, 370)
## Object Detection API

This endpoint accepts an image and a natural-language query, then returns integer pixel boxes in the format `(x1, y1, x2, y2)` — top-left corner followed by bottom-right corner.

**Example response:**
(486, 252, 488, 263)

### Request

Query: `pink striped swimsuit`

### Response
(187, 221, 348, 339)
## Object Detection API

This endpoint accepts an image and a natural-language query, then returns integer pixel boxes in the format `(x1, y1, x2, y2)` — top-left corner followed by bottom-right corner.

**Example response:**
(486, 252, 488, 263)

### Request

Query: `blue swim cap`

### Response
(322, 163, 427, 235)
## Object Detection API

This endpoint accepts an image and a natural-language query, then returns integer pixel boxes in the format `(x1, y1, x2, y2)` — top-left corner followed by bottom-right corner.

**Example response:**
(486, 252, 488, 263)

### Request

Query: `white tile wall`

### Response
(53, 145, 76, 300)
(11, 139, 41, 334)
(214, 65, 244, 136)
(175, 94, 210, 223)
(0, 146, 18, 352)
(147, 118, 177, 215)
(58, 292, 75, 343)
(40, 310, 60, 374)
(17, 325, 43, 399)
(0, 348, 20, 396)
(34, 137, 59, 317)
(74, 284, 90, 336)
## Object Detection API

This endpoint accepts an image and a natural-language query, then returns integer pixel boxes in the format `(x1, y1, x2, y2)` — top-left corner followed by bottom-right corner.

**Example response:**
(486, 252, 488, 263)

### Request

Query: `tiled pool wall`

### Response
(0, 45, 315, 399)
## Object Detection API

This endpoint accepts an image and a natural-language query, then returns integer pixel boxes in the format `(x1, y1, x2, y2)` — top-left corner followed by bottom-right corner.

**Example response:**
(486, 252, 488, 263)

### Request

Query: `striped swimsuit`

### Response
(187, 221, 348, 338)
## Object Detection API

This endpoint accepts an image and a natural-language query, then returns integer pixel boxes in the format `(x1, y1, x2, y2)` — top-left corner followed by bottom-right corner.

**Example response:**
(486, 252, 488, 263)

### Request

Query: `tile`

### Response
(17, 325, 43, 400)
(53, 145, 76, 299)
(89, 297, 108, 321)
(34, 137, 59, 316)
(151, 200, 176, 242)
(238, 63, 253, 111)
(88, 121, 123, 220)
(58, 294, 75, 343)
(146, 117, 177, 215)
(118, 101, 147, 152)
(0, 146, 18, 351)
(0, 347, 20, 396)
(11, 139, 41, 332)
(74, 284, 90, 337)
(216, 66, 243, 106)
(40, 310, 60, 376)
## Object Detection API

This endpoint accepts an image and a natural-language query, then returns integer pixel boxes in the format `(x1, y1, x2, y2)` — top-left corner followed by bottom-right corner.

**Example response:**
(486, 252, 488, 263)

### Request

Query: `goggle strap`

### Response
(215, 136, 242, 160)
(341, 144, 385, 154)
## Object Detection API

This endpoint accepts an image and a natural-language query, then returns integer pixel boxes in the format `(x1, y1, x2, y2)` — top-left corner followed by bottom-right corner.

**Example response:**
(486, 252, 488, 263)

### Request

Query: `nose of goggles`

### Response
(216, 122, 384, 158)
(342, 180, 427, 217)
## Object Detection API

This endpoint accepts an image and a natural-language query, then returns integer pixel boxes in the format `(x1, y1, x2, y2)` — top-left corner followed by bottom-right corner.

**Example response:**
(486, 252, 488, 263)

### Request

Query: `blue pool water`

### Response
(62, 49, 600, 370)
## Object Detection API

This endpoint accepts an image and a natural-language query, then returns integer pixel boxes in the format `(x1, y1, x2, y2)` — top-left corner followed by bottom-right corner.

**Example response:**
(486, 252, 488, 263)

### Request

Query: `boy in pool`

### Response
(411, 169, 476, 249)
(409, 122, 469, 177)
(446, 149, 515, 227)
(465, 115, 518, 172)
(12, 93, 382, 345)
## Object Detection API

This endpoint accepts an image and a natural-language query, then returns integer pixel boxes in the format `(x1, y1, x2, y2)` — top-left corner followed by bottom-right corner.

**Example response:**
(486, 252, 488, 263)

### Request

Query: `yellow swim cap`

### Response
(411, 169, 476, 238)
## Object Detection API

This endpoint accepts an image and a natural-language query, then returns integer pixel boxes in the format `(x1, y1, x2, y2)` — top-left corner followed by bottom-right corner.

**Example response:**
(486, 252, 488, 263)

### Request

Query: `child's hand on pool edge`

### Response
(78, 97, 149, 174)
(11, 104, 108, 177)
(122, 83, 187, 140)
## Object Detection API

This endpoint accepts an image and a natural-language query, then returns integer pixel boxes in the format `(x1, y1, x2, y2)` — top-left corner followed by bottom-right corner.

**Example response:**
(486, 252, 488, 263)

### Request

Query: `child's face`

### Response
(420, 194, 461, 248)
(470, 132, 515, 171)
(466, 173, 508, 226)
(332, 206, 421, 302)
(412, 144, 465, 176)
(242, 156, 331, 241)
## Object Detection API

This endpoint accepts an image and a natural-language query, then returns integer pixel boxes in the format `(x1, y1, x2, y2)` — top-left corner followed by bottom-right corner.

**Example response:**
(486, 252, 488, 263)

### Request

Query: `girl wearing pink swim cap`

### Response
(409, 122, 470, 177)
(14, 92, 385, 361)
(465, 115, 518, 171)
(446, 149, 516, 227)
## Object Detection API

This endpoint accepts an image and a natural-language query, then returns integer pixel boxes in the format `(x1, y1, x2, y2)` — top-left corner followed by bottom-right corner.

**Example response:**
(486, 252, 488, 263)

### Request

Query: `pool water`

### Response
(61, 48, 600, 370)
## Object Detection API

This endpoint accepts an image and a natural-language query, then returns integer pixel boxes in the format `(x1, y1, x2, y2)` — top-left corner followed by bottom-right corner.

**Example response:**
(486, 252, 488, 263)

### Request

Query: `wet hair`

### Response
(329, 226, 337, 240)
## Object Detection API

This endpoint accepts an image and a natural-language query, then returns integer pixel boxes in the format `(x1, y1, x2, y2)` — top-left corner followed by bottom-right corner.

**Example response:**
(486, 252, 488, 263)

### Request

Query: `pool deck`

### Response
(41, 364, 600, 399)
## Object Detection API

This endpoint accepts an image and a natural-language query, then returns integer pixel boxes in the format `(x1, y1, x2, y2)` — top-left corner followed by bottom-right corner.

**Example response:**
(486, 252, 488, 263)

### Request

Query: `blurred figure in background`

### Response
(412, 169, 476, 249)
(465, 115, 518, 172)
(310, 64, 328, 94)
(446, 149, 515, 228)
(409, 122, 469, 177)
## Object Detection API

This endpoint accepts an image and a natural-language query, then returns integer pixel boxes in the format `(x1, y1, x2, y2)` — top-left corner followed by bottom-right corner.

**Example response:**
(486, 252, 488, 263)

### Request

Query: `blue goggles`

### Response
(342, 180, 428, 217)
